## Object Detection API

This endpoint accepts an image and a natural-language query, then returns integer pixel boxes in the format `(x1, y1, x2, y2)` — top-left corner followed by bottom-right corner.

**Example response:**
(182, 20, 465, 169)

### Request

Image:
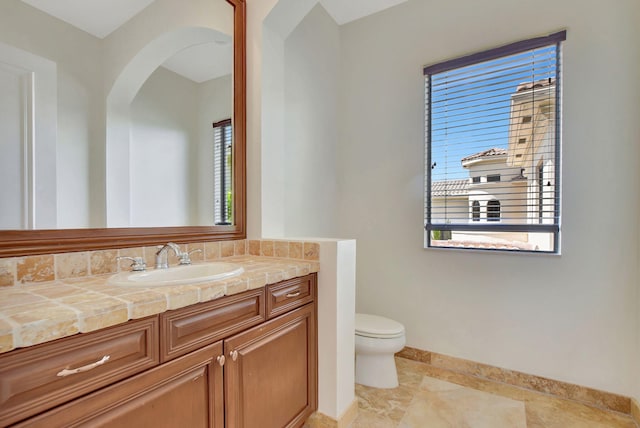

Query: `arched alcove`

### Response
(105, 27, 224, 227)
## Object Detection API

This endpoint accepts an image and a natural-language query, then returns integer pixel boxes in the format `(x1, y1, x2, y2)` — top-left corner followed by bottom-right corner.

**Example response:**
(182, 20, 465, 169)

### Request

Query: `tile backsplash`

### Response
(0, 239, 320, 288)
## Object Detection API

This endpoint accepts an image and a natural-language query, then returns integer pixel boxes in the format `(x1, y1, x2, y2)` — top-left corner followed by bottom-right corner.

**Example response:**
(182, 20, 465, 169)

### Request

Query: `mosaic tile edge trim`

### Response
(0, 239, 320, 288)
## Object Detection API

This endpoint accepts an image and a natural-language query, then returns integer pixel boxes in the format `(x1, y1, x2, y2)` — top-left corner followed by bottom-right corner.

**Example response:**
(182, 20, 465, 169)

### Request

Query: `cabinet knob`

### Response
(217, 355, 226, 366)
(230, 350, 238, 361)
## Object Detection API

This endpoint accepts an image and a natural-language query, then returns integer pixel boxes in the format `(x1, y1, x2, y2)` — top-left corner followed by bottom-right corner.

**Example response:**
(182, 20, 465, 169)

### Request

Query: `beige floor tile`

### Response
(344, 357, 637, 428)
(350, 409, 397, 428)
(399, 384, 527, 428)
(355, 383, 415, 423)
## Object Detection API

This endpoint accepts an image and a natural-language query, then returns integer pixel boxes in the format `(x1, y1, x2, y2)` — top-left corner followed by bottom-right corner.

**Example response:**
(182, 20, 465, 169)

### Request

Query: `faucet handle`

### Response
(116, 256, 146, 272)
(179, 249, 202, 265)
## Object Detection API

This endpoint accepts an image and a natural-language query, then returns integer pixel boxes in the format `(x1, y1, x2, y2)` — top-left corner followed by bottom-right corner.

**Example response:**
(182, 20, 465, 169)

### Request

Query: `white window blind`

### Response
(424, 31, 565, 253)
(213, 119, 233, 225)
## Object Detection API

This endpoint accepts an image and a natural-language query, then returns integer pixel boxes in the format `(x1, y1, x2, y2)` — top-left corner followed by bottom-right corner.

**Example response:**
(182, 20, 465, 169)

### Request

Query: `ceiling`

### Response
(19, 0, 407, 82)
(20, 0, 407, 39)
(162, 38, 233, 83)
(320, 0, 408, 25)
(20, 0, 156, 39)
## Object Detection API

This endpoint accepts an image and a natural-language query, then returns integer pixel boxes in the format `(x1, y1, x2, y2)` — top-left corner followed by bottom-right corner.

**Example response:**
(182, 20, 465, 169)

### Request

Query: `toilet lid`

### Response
(355, 313, 405, 339)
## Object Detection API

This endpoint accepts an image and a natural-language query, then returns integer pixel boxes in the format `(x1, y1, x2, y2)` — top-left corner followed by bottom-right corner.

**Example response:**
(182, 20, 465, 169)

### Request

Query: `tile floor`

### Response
(347, 357, 637, 428)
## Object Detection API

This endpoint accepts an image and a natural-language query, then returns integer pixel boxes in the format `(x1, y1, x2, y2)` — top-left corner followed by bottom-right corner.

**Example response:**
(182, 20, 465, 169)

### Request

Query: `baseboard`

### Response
(305, 399, 359, 428)
(397, 346, 631, 415)
(337, 398, 359, 428)
(631, 398, 640, 426)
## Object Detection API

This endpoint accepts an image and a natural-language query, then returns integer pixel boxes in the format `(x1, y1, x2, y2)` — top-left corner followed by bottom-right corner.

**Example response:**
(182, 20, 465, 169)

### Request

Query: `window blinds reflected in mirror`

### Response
(213, 119, 233, 225)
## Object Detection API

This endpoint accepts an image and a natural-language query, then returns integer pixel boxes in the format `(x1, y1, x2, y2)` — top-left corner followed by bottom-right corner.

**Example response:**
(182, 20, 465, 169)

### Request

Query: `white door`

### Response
(0, 62, 31, 229)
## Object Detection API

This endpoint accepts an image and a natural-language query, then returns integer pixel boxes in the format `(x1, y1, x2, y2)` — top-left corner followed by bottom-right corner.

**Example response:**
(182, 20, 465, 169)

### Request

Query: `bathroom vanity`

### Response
(0, 273, 317, 427)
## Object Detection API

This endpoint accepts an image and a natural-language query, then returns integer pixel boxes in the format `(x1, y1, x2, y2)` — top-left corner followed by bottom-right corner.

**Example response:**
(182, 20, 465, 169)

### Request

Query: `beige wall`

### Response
(336, 0, 640, 397)
(282, 5, 340, 237)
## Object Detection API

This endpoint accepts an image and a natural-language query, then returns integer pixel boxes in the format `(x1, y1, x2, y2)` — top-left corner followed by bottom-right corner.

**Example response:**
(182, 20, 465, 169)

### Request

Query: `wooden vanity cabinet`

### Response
(4, 273, 317, 428)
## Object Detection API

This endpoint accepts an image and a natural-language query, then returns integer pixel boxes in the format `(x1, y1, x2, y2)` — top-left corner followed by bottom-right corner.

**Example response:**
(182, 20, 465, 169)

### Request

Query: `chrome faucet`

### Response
(155, 242, 183, 269)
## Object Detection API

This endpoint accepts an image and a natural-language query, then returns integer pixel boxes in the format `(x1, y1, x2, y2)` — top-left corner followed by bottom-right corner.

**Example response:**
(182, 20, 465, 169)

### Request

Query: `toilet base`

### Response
(355, 353, 399, 388)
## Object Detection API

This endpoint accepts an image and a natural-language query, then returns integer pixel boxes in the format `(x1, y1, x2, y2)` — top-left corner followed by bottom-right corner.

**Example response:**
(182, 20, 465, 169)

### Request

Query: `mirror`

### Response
(0, 0, 246, 256)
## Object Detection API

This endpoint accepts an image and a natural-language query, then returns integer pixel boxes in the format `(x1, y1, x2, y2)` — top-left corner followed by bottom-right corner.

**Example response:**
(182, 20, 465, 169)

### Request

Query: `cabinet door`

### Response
(16, 341, 225, 428)
(224, 303, 317, 428)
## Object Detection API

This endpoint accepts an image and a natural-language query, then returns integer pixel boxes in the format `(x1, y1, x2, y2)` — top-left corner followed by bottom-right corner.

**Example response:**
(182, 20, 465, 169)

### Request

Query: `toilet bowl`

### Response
(355, 313, 406, 388)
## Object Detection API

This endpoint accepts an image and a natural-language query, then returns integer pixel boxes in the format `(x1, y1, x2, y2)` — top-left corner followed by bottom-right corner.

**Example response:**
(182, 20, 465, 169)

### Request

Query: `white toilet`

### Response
(354, 313, 406, 388)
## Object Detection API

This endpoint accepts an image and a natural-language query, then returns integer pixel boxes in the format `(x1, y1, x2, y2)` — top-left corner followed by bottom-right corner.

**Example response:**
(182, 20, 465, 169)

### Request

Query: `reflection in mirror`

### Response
(129, 36, 232, 227)
(0, 0, 235, 230)
(0, 0, 245, 257)
(212, 118, 233, 225)
(0, 40, 57, 230)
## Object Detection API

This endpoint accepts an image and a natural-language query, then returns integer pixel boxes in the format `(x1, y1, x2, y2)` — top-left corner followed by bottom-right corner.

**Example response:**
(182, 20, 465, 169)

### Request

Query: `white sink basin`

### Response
(107, 262, 244, 287)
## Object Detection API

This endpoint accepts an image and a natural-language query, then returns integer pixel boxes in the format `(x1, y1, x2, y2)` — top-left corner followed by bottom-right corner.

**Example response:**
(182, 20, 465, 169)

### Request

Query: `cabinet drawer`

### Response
(266, 274, 316, 319)
(0, 316, 159, 427)
(16, 342, 225, 428)
(160, 288, 265, 362)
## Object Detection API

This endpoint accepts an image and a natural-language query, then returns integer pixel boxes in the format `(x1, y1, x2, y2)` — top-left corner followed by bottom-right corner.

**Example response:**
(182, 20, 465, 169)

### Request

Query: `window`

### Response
(472, 201, 480, 221)
(487, 200, 501, 221)
(213, 119, 233, 225)
(424, 31, 564, 253)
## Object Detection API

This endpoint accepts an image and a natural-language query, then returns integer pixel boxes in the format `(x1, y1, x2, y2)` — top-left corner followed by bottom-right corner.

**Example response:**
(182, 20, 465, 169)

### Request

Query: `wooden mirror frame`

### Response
(0, 0, 246, 258)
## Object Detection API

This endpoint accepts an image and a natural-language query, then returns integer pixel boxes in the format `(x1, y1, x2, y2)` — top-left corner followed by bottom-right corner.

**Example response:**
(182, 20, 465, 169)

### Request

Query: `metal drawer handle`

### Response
(57, 355, 110, 377)
(285, 291, 301, 298)
(230, 350, 238, 361)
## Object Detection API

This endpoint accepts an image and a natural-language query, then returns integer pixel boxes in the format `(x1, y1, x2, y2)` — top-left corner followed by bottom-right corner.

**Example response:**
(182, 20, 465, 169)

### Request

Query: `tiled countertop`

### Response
(0, 256, 319, 355)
